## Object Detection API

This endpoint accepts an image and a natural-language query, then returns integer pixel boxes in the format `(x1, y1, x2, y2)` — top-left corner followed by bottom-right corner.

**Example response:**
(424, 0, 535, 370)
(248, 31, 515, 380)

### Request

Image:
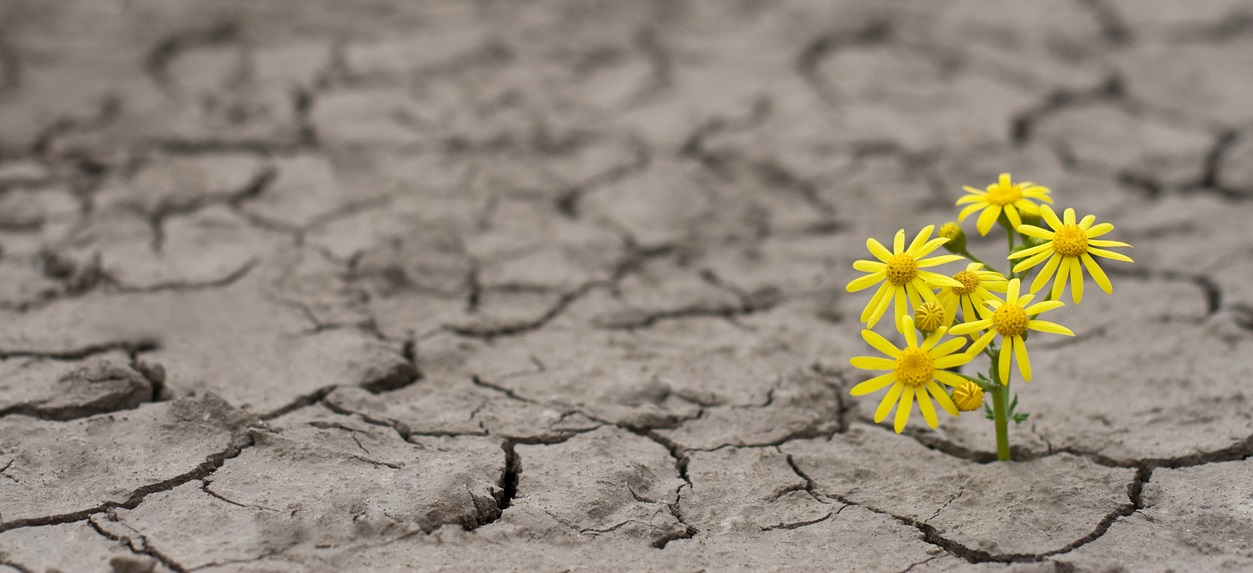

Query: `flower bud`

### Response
(952, 380, 984, 412)
(914, 300, 945, 333)
(938, 221, 966, 253)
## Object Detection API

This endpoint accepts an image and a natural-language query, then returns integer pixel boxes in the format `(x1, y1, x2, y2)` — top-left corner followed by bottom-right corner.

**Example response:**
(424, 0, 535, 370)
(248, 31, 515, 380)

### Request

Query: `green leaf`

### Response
(983, 403, 995, 420)
(1012, 412, 1030, 424)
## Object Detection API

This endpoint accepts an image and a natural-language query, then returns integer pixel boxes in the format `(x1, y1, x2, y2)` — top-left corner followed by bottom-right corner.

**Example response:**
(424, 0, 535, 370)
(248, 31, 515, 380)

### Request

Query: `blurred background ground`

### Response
(0, 1, 1252, 571)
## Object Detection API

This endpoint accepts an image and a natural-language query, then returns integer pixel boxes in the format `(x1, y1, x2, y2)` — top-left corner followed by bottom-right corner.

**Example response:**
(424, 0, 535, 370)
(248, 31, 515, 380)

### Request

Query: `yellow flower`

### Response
(850, 316, 974, 433)
(956, 173, 1053, 236)
(937, 221, 966, 252)
(937, 262, 1008, 335)
(914, 300, 945, 333)
(1008, 204, 1133, 303)
(951, 379, 984, 412)
(949, 278, 1074, 383)
(846, 226, 965, 330)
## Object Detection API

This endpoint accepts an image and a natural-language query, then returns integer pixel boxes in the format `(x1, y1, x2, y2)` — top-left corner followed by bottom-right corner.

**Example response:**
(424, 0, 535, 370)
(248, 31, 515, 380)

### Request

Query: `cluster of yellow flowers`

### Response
(845, 174, 1133, 440)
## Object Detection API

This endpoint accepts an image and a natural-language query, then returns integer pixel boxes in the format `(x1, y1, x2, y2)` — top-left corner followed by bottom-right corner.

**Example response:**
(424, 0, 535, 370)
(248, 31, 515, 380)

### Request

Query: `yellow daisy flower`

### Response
(949, 278, 1074, 384)
(846, 226, 965, 330)
(1008, 204, 1133, 303)
(937, 262, 1008, 335)
(850, 316, 974, 433)
(951, 379, 984, 412)
(956, 173, 1053, 236)
(914, 301, 945, 333)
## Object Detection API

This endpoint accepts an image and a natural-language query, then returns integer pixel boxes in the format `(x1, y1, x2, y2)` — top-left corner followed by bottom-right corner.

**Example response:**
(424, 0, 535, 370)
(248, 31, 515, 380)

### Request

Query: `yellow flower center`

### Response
(885, 253, 918, 286)
(1052, 225, 1089, 257)
(895, 348, 934, 388)
(952, 381, 984, 412)
(951, 270, 980, 296)
(992, 304, 1028, 338)
(986, 182, 1023, 206)
(914, 301, 945, 333)
(938, 222, 962, 241)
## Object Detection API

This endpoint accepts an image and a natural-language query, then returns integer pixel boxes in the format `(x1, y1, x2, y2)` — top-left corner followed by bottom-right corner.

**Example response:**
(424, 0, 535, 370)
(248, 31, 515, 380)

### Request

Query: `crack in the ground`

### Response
(145, 21, 240, 93)
(0, 339, 158, 362)
(147, 166, 276, 252)
(796, 20, 894, 104)
(760, 511, 835, 531)
(1076, 0, 1134, 46)
(88, 512, 189, 573)
(1010, 73, 1124, 144)
(114, 258, 259, 294)
(783, 450, 1149, 564)
(554, 135, 651, 218)
(0, 430, 256, 534)
(446, 241, 674, 339)
(594, 286, 782, 330)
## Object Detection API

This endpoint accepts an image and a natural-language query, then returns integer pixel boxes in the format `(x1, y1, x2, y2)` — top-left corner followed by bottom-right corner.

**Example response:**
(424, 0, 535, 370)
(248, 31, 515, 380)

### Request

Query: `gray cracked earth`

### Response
(0, 1, 1252, 571)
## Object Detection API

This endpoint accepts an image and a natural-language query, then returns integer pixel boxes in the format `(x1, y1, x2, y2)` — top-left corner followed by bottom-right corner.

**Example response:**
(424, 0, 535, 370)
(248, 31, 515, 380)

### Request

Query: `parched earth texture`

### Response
(1, 1, 1252, 572)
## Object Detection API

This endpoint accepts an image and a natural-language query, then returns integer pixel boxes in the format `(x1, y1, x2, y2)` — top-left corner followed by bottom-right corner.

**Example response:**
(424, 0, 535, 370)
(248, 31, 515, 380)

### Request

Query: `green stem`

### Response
(990, 351, 1012, 461)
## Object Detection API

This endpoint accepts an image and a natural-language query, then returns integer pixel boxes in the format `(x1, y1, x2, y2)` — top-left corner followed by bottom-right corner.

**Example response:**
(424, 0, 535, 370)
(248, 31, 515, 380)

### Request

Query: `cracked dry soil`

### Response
(1, 1, 1252, 571)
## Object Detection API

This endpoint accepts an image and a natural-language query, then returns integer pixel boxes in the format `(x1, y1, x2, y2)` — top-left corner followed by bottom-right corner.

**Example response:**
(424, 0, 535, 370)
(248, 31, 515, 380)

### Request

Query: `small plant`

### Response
(845, 174, 1133, 461)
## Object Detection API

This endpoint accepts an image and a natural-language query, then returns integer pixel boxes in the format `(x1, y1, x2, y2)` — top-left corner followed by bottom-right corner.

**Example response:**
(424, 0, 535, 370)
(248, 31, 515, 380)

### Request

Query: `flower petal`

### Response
(851, 356, 896, 370)
(1007, 278, 1021, 302)
(949, 319, 992, 336)
(851, 372, 897, 396)
(927, 381, 960, 416)
(846, 272, 886, 293)
(907, 225, 935, 256)
(894, 287, 909, 332)
(867, 237, 893, 262)
(965, 330, 997, 356)
(958, 203, 985, 222)
(1088, 239, 1131, 248)
(893, 229, 906, 254)
(1063, 208, 1076, 226)
(1028, 320, 1074, 336)
(1085, 223, 1114, 238)
(1030, 253, 1062, 295)
(861, 331, 900, 359)
(1013, 247, 1055, 273)
(1023, 300, 1064, 315)
(875, 383, 904, 423)
(1004, 204, 1023, 229)
(1040, 204, 1063, 231)
(1014, 335, 1032, 382)
(928, 337, 966, 358)
(1069, 257, 1084, 304)
(921, 327, 946, 350)
(1089, 247, 1133, 263)
(861, 281, 892, 323)
(853, 260, 887, 272)
(917, 389, 938, 429)
(894, 386, 915, 433)
(866, 282, 895, 328)
(901, 314, 918, 348)
(998, 337, 1013, 383)
(976, 204, 1002, 236)
(917, 254, 966, 268)
(1052, 254, 1071, 300)
(1008, 242, 1053, 260)
(919, 271, 963, 288)
(1082, 253, 1113, 294)
(1016, 224, 1054, 241)
(932, 370, 968, 389)
(934, 352, 973, 369)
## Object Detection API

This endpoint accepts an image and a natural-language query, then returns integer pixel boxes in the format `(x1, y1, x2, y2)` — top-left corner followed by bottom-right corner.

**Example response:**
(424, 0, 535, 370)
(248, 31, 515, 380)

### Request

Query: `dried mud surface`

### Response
(2, 1, 1253, 571)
